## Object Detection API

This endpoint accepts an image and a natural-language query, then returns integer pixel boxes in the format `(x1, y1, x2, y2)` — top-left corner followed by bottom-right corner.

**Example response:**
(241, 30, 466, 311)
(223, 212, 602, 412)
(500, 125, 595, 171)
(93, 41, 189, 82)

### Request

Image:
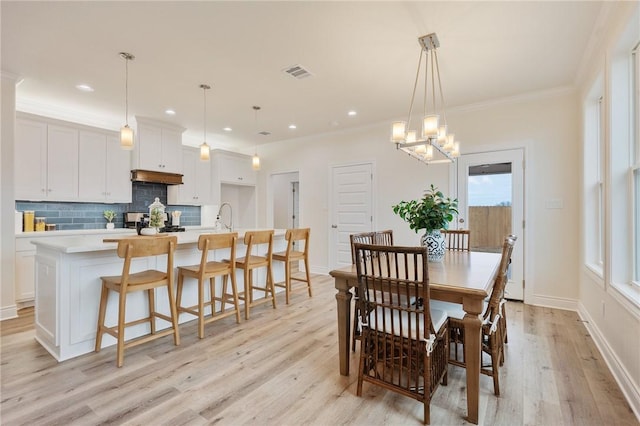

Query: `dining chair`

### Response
(349, 230, 394, 351)
(442, 229, 471, 251)
(431, 235, 516, 396)
(272, 228, 311, 304)
(232, 230, 276, 320)
(95, 235, 180, 367)
(353, 242, 448, 425)
(176, 233, 241, 339)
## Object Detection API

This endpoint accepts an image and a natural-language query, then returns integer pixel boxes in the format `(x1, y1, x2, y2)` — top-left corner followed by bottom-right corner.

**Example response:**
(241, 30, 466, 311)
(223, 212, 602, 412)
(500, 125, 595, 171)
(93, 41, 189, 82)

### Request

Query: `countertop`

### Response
(30, 228, 286, 254)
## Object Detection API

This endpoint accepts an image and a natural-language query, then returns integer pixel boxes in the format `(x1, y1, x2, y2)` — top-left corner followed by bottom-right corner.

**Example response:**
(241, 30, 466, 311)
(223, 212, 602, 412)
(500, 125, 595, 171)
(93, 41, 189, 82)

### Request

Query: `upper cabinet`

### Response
(15, 116, 79, 201)
(78, 130, 131, 203)
(132, 116, 185, 174)
(213, 150, 256, 186)
(167, 147, 212, 206)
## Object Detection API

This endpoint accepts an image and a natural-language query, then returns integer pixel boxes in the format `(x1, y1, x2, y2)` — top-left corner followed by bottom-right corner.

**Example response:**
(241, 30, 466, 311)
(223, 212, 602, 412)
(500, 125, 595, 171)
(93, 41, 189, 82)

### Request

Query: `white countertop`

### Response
(31, 228, 286, 254)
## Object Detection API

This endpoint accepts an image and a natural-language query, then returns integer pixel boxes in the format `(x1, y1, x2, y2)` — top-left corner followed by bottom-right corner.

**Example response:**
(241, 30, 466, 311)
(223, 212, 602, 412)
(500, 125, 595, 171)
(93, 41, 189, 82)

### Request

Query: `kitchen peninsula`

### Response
(32, 229, 286, 362)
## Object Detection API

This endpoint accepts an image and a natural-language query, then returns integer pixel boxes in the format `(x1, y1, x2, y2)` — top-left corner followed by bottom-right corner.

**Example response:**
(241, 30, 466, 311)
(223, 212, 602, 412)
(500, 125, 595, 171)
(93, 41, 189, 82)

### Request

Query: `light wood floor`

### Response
(1, 274, 637, 426)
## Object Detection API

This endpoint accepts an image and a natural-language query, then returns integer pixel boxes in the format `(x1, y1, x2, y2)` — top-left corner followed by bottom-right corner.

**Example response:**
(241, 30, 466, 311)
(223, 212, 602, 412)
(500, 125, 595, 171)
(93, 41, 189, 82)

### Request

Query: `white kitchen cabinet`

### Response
(133, 116, 185, 173)
(167, 147, 212, 205)
(78, 131, 131, 203)
(214, 150, 256, 185)
(15, 117, 79, 201)
(15, 238, 36, 305)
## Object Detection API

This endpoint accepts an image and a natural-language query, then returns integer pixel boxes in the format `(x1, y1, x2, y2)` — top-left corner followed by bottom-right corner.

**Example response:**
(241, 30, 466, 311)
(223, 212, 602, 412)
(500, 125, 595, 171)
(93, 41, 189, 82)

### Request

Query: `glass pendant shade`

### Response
(452, 142, 460, 158)
(391, 121, 407, 142)
(406, 130, 417, 143)
(444, 133, 455, 152)
(423, 115, 439, 139)
(415, 144, 427, 155)
(437, 124, 448, 145)
(252, 153, 260, 170)
(426, 144, 434, 160)
(120, 125, 134, 150)
(200, 142, 210, 161)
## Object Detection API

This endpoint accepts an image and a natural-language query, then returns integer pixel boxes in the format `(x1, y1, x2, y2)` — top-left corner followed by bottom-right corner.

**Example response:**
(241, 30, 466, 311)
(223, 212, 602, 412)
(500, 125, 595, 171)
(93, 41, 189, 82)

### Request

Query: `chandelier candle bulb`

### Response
(391, 121, 407, 142)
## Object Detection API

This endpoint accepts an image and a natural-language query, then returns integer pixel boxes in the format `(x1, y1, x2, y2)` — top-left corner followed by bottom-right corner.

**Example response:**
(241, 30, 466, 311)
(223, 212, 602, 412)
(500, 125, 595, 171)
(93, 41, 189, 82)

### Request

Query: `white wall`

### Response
(1, 72, 18, 320)
(576, 2, 640, 418)
(256, 89, 581, 302)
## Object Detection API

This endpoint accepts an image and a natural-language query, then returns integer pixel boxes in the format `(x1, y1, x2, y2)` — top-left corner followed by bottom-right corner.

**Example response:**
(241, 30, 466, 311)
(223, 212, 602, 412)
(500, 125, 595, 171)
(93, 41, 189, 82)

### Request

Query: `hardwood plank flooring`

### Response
(1, 274, 637, 425)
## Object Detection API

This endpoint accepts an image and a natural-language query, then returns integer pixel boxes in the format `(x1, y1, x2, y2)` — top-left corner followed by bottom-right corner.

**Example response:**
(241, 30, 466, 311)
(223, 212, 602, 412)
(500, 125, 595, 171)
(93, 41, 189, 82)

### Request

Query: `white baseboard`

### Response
(0, 304, 18, 321)
(578, 302, 640, 423)
(526, 293, 579, 311)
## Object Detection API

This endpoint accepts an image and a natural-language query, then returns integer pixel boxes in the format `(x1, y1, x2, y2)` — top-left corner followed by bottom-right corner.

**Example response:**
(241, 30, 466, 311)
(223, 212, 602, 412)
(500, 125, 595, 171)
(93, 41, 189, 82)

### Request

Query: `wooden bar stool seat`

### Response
(231, 230, 276, 320)
(95, 235, 180, 367)
(176, 233, 241, 339)
(272, 228, 311, 304)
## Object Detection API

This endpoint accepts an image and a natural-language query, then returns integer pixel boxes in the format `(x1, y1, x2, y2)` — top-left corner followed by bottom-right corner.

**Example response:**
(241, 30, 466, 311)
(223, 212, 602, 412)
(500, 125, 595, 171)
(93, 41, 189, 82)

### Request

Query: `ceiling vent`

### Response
(258, 131, 271, 136)
(282, 64, 313, 80)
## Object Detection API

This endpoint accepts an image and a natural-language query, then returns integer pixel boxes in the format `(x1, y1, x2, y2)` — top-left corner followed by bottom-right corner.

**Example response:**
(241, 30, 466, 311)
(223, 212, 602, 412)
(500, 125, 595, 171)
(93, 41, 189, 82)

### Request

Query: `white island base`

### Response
(33, 229, 286, 362)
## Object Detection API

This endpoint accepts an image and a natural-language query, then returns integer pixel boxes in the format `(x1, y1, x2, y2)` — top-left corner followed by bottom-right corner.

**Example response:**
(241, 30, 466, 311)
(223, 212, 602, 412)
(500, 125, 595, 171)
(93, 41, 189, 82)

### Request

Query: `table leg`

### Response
(462, 297, 484, 424)
(334, 276, 352, 376)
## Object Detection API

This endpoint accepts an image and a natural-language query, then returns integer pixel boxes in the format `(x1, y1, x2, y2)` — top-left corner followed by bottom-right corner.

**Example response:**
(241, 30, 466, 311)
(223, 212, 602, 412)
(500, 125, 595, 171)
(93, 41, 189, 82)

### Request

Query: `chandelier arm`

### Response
(434, 49, 447, 124)
(406, 48, 424, 127)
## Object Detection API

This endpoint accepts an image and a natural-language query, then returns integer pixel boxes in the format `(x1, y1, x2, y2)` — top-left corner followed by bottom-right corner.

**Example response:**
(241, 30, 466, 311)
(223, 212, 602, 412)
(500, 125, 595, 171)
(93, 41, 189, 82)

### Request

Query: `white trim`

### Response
(578, 302, 640, 423)
(527, 294, 579, 312)
(0, 305, 18, 321)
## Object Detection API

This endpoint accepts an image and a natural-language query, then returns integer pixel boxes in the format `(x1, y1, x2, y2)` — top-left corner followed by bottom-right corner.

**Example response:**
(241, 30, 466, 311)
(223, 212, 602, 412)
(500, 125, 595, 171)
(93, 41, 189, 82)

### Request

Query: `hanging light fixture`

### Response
(252, 105, 261, 171)
(119, 52, 135, 150)
(390, 33, 460, 165)
(199, 84, 211, 161)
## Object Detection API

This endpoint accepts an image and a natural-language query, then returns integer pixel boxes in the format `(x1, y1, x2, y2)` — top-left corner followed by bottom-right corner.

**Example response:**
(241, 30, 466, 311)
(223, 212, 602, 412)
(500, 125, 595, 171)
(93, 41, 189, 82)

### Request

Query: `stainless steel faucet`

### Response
(217, 202, 233, 231)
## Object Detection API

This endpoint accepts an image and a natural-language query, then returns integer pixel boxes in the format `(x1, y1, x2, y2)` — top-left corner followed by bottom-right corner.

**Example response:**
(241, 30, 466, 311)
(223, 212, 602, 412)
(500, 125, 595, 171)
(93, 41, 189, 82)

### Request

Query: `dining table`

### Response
(329, 250, 501, 424)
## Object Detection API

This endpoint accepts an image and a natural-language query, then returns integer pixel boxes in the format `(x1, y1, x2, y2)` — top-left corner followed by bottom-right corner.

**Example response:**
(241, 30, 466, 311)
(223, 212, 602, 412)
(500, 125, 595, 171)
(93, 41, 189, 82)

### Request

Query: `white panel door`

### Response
(330, 163, 373, 269)
(456, 149, 525, 300)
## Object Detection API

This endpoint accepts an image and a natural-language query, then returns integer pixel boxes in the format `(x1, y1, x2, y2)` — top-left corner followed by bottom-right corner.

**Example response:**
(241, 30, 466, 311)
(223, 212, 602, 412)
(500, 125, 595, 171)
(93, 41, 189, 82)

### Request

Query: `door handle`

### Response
(331, 224, 338, 229)
(458, 218, 465, 224)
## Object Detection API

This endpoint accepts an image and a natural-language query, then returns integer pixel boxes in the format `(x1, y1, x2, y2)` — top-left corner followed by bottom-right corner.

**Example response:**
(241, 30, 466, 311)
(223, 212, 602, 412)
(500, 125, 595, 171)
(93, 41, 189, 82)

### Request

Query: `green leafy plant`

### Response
(103, 210, 117, 223)
(392, 184, 459, 233)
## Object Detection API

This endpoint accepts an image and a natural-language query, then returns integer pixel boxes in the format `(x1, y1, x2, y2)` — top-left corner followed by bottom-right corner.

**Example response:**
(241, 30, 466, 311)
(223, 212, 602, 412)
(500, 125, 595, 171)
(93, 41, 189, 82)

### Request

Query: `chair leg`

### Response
(116, 290, 127, 368)
(94, 283, 108, 352)
(244, 268, 251, 320)
(304, 256, 312, 297)
(228, 273, 241, 324)
(209, 277, 216, 317)
(166, 278, 180, 347)
(197, 278, 205, 339)
(267, 264, 277, 309)
(284, 261, 291, 305)
(148, 288, 156, 335)
(490, 332, 501, 396)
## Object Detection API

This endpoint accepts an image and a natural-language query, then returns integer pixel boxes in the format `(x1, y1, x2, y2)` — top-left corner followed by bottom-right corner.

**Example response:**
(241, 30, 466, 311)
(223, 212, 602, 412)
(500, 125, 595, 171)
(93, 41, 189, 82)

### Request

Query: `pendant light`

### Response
(199, 84, 211, 161)
(119, 52, 135, 150)
(252, 106, 261, 171)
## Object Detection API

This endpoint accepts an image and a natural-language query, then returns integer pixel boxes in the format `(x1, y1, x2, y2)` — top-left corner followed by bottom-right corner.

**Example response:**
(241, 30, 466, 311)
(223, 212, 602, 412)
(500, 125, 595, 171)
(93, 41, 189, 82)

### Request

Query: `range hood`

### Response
(130, 169, 183, 185)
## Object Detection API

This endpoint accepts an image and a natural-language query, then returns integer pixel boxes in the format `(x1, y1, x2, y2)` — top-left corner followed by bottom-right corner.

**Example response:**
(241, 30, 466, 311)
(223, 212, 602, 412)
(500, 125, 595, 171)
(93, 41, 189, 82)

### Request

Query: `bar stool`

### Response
(272, 228, 311, 304)
(176, 233, 241, 339)
(95, 235, 180, 367)
(232, 230, 276, 320)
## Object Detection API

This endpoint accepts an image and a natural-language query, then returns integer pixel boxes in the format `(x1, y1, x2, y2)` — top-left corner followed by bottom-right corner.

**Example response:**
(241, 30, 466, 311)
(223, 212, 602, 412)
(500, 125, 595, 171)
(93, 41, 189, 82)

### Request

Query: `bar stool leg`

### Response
(95, 283, 108, 352)
(116, 291, 127, 368)
(197, 277, 205, 339)
(304, 256, 312, 297)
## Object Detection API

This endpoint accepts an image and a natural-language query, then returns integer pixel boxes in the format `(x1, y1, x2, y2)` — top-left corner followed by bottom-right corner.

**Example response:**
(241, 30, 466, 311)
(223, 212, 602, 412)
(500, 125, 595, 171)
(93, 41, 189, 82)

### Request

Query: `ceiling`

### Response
(2, 1, 606, 153)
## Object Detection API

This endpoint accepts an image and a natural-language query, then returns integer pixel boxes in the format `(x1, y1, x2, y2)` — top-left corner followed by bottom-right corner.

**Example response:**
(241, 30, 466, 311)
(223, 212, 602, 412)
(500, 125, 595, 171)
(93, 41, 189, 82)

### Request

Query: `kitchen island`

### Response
(32, 229, 286, 361)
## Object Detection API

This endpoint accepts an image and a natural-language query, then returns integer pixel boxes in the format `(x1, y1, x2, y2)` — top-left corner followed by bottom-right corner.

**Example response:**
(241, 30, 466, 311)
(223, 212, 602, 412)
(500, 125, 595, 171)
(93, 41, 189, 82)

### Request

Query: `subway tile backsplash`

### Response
(16, 182, 201, 231)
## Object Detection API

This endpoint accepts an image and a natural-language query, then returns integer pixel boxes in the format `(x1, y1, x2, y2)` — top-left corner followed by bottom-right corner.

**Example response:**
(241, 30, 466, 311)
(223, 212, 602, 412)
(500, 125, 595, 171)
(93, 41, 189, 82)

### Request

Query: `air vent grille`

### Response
(258, 131, 271, 136)
(282, 64, 313, 80)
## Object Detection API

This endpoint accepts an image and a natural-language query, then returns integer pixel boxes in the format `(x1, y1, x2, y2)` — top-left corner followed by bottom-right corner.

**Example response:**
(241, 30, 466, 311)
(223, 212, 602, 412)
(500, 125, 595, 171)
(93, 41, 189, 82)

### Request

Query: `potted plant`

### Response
(103, 210, 117, 230)
(392, 184, 458, 262)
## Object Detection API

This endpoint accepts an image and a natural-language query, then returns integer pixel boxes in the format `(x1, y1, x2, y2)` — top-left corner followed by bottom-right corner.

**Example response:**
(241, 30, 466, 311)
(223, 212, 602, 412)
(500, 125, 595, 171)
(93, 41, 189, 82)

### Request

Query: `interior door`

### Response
(330, 163, 373, 269)
(456, 149, 525, 300)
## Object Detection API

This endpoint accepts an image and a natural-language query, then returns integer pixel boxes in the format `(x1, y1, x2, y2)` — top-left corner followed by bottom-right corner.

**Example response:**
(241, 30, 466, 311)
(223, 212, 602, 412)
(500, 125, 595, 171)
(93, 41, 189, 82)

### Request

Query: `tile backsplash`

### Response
(16, 182, 201, 231)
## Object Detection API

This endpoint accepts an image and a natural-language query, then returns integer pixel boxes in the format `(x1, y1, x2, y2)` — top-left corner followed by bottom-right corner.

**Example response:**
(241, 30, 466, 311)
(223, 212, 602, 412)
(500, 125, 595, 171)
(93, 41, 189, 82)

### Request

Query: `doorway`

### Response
(271, 172, 299, 229)
(455, 149, 525, 300)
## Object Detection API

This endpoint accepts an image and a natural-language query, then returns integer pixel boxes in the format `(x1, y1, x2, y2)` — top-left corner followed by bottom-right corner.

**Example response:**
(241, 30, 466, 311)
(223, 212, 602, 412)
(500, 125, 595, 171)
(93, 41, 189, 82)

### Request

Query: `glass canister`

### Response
(23, 211, 35, 232)
(35, 217, 46, 232)
(148, 197, 166, 229)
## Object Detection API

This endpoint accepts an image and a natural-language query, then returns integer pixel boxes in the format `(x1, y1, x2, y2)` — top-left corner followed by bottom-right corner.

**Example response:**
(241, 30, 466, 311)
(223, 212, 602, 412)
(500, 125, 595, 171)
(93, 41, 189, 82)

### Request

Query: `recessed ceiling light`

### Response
(223, 127, 232, 132)
(288, 124, 297, 129)
(165, 109, 176, 115)
(348, 110, 357, 116)
(75, 84, 94, 92)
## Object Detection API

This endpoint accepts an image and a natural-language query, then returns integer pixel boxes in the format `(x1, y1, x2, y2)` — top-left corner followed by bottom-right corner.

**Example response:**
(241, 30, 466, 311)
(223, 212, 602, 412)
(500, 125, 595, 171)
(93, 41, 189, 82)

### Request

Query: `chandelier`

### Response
(391, 33, 460, 164)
